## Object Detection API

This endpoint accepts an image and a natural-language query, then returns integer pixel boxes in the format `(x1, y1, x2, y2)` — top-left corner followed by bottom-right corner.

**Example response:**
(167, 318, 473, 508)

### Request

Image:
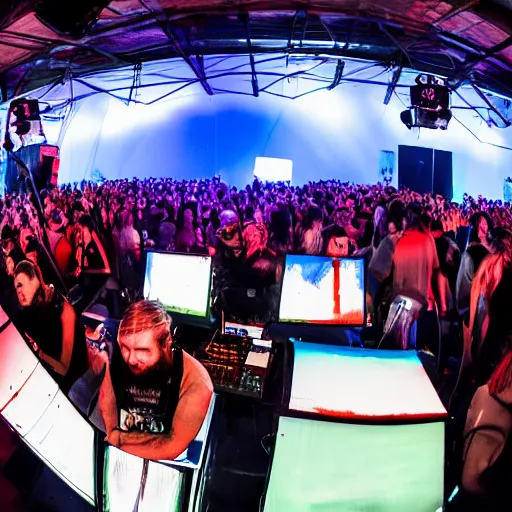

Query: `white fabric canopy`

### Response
(1, 55, 511, 200)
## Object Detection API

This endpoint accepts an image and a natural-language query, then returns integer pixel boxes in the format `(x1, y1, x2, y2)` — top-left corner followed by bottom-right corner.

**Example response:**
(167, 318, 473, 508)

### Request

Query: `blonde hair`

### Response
(118, 300, 172, 346)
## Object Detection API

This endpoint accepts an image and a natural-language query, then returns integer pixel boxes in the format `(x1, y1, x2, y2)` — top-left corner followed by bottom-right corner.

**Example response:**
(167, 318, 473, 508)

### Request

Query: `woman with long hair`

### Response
(447, 349, 512, 512)
(465, 227, 512, 385)
(176, 204, 205, 253)
(112, 208, 141, 291)
(14, 260, 88, 393)
(298, 206, 324, 255)
(268, 206, 293, 255)
(450, 228, 512, 434)
(456, 212, 493, 324)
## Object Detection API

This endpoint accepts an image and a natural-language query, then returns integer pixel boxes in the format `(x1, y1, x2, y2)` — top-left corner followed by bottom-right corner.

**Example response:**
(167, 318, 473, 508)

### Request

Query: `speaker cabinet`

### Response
(35, 0, 111, 38)
(398, 145, 453, 199)
(433, 149, 453, 200)
(5, 144, 60, 194)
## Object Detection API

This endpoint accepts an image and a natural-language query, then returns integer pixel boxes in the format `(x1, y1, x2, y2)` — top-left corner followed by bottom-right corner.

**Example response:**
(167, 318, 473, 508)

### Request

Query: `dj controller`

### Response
(197, 331, 272, 399)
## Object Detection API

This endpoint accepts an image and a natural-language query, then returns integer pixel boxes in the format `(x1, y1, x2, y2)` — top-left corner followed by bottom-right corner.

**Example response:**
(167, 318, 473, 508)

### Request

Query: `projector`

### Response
(401, 107, 452, 130)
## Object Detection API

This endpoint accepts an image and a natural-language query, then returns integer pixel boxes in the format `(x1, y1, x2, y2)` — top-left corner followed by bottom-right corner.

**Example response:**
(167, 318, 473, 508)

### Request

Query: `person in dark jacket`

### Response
(14, 260, 88, 393)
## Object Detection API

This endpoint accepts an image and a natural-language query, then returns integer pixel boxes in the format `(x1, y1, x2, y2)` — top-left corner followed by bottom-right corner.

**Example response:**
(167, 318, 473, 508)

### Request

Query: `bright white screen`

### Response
(264, 416, 444, 512)
(143, 252, 212, 317)
(289, 341, 447, 419)
(104, 447, 183, 512)
(254, 157, 293, 182)
(22, 391, 96, 504)
(0, 308, 95, 505)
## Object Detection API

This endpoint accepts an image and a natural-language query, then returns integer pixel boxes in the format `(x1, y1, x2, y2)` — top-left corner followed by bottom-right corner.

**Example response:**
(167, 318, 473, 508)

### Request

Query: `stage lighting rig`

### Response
(401, 74, 452, 130)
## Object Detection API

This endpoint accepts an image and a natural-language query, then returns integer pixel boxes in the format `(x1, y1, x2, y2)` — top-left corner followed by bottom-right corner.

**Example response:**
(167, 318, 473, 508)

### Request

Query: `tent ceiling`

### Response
(0, 0, 511, 100)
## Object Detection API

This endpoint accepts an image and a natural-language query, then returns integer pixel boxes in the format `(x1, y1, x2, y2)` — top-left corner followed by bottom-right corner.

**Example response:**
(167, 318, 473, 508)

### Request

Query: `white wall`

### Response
(24, 58, 512, 202)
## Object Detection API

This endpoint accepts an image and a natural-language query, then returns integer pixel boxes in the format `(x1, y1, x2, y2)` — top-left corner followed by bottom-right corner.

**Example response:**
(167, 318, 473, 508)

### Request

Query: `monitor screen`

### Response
(279, 255, 365, 325)
(289, 341, 447, 420)
(0, 308, 95, 505)
(104, 446, 183, 512)
(264, 416, 444, 512)
(143, 251, 212, 318)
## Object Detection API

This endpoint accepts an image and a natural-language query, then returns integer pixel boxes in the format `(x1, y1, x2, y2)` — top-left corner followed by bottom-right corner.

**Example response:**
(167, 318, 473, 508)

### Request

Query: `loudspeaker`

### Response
(10, 98, 41, 123)
(4, 98, 44, 152)
(398, 145, 434, 195)
(5, 144, 60, 194)
(35, 0, 111, 38)
(433, 149, 453, 200)
(40, 145, 60, 187)
(398, 145, 453, 199)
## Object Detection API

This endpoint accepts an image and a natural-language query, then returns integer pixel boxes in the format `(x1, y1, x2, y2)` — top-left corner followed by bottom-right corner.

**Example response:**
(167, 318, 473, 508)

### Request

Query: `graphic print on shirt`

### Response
(119, 381, 171, 434)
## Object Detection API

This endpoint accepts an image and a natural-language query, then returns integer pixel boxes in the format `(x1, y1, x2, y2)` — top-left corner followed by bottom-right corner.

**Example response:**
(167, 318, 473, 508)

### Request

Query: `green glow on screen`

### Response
(264, 416, 444, 512)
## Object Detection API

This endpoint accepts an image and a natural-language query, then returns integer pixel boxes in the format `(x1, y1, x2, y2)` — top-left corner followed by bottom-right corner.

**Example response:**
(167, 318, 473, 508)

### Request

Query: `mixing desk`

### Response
(197, 330, 272, 399)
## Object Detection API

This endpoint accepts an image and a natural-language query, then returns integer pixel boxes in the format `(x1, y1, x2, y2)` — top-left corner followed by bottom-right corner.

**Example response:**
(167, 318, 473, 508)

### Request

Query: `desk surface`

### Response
(160, 393, 216, 470)
(288, 341, 447, 420)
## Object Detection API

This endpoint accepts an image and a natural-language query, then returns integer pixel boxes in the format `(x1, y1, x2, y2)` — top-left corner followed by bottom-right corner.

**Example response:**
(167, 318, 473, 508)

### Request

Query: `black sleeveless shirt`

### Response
(110, 346, 184, 434)
(16, 290, 88, 393)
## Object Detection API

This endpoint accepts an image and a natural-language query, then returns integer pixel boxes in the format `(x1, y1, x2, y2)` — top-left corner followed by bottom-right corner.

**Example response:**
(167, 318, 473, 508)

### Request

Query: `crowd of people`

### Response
(2, 175, 512, 510)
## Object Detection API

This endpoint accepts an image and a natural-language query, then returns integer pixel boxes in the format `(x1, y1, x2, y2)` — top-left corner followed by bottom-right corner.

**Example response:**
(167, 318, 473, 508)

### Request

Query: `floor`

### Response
(202, 395, 274, 512)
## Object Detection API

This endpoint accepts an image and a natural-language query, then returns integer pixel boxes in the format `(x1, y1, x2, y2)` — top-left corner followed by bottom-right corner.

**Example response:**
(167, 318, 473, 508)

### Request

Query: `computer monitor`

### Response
(143, 251, 212, 318)
(265, 342, 447, 512)
(288, 341, 447, 419)
(279, 255, 365, 326)
(264, 415, 444, 512)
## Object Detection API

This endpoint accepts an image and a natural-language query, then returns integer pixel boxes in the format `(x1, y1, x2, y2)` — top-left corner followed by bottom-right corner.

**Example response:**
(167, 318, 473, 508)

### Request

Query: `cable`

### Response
(452, 115, 512, 152)
(376, 300, 405, 350)
(260, 433, 273, 455)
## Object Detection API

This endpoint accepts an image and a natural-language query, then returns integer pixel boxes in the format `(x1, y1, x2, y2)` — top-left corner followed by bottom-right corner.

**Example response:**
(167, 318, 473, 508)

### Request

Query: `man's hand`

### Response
(106, 429, 121, 448)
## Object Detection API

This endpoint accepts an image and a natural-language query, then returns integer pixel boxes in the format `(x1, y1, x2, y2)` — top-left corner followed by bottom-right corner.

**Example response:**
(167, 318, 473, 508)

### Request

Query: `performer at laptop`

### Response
(99, 300, 213, 460)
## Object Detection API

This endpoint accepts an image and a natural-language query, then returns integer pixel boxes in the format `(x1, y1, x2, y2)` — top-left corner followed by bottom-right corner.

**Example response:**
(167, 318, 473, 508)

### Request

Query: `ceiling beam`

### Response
(489, 35, 512, 56)
(450, 34, 512, 88)
(162, 26, 213, 95)
(288, 10, 308, 48)
(0, 74, 7, 102)
(433, 0, 480, 26)
(242, 13, 259, 97)
(318, 16, 337, 45)
(327, 59, 345, 90)
(384, 65, 402, 105)
(378, 23, 413, 68)
(471, 83, 511, 127)
(139, 0, 213, 95)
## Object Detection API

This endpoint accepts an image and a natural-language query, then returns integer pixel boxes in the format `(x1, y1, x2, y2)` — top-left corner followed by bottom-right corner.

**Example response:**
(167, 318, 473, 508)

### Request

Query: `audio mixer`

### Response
(197, 330, 272, 399)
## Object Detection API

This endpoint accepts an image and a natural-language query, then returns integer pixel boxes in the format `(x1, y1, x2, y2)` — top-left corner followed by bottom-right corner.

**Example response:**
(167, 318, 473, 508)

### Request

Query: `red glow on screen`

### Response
(307, 310, 364, 325)
(313, 407, 447, 421)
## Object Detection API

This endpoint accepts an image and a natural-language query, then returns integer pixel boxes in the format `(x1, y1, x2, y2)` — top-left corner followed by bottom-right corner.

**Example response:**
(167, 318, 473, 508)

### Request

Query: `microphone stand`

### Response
(7, 151, 68, 295)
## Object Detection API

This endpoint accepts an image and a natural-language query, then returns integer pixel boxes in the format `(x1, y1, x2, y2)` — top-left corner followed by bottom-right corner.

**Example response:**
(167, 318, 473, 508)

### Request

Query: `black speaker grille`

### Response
(35, 0, 111, 38)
